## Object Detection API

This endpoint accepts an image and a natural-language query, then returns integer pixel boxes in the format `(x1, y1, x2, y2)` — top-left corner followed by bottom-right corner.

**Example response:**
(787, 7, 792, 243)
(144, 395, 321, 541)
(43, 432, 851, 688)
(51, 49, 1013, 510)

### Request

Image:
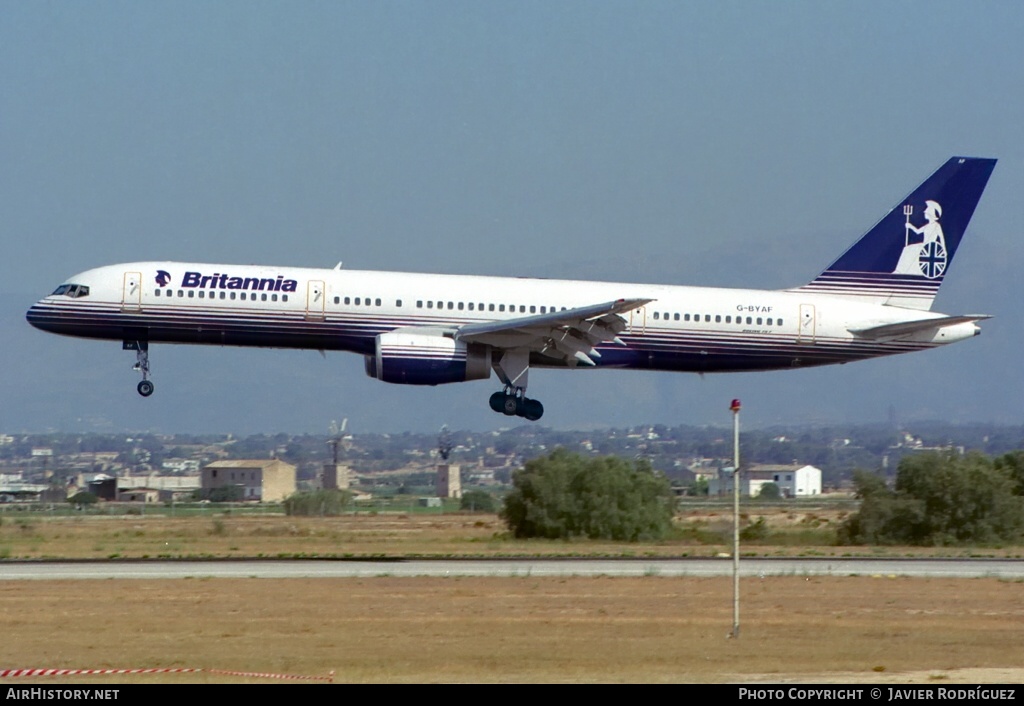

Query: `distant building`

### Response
(709, 464, 822, 498)
(767, 465, 822, 497)
(87, 474, 117, 501)
(321, 463, 351, 490)
(201, 459, 296, 502)
(436, 463, 461, 499)
(118, 488, 160, 503)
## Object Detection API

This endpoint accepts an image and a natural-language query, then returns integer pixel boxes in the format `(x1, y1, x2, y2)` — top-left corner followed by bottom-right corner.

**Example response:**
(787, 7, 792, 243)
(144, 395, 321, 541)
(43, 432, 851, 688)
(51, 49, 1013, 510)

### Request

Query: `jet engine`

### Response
(364, 330, 491, 385)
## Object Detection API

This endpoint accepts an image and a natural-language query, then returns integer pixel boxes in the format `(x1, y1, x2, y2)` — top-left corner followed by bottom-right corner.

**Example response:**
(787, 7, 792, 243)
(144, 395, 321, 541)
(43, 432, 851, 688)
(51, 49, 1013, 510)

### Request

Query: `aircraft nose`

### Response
(25, 301, 53, 332)
(26, 302, 43, 330)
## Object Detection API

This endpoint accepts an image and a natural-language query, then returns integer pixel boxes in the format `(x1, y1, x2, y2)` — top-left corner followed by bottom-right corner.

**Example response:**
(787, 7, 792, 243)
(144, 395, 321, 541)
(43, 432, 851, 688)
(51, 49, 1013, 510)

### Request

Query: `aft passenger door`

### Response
(122, 272, 142, 311)
(306, 280, 326, 320)
(798, 304, 816, 344)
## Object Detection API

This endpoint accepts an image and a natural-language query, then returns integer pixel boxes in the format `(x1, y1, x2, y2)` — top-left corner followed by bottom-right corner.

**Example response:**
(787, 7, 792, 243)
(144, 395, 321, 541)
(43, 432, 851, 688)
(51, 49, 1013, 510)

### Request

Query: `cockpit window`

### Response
(51, 284, 90, 298)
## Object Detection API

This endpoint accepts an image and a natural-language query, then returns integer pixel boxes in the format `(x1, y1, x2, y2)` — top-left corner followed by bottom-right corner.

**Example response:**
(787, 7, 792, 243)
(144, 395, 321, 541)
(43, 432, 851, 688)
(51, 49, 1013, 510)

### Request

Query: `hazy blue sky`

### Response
(3, 1, 1023, 435)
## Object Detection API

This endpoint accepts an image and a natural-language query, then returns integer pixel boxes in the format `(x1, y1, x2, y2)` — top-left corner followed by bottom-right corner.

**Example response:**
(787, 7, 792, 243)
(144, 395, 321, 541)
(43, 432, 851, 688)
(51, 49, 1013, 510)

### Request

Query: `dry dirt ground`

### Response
(1, 512, 1023, 683)
(1, 576, 1023, 684)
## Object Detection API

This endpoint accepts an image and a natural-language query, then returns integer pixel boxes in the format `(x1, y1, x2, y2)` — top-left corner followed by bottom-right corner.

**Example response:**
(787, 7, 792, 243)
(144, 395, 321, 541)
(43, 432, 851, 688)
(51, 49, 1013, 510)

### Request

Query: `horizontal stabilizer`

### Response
(849, 314, 991, 339)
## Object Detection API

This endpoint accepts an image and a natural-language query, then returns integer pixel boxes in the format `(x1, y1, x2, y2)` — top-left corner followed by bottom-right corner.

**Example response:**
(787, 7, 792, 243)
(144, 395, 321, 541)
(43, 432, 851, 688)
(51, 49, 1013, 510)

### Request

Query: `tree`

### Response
(206, 486, 244, 503)
(460, 489, 497, 513)
(758, 482, 781, 500)
(501, 449, 675, 541)
(284, 489, 353, 516)
(67, 491, 98, 510)
(994, 451, 1024, 496)
(838, 453, 1024, 546)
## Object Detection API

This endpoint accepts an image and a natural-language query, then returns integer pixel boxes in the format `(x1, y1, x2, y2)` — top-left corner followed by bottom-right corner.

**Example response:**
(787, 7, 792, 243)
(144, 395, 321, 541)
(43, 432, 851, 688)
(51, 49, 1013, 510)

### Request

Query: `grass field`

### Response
(2, 506, 1021, 560)
(1, 510, 1023, 684)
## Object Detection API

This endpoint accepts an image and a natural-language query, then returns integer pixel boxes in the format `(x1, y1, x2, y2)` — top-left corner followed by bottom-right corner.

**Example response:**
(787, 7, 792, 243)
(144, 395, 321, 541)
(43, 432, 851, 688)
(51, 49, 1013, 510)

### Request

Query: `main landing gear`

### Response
(488, 348, 543, 420)
(124, 340, 154, 397)
(489, 387, 544, 421)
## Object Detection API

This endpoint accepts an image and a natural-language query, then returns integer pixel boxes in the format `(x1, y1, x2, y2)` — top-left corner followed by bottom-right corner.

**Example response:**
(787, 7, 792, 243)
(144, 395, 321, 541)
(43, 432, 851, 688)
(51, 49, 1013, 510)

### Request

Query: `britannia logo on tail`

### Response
(155, 270, 171, 287)
(893, 200, 947, 278)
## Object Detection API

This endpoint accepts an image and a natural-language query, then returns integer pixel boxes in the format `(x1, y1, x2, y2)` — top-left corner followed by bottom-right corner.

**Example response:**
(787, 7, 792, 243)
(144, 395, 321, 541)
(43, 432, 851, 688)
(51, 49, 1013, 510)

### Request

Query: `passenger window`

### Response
(458, 302, 464, 310)
(756, 317, 762, 325)
(154, 289, 161, 297)
(684, 314, 690, 322)
(178, 291, 184, 297)
(468, 303, 474, 311)
(530, 306, 536, 313)
(427, 301, 433, 309)
(489, 304, 495, 312)
(230, 292, 236, 300)
(520, 305, 526, 313)
(272, 294, 278, 302)
(188, 291, 195, 298)
(396, 299, 402, 307)
(220, 292, 226, 300)
(447, 302, 454, 310)
(767, 318, 772, 325)
(354, 297, 361, 305)
(261, 293, 268, 301)
(777, 318, 784, 326)
(704, 315, 711, 322)
(198, 291, 205, 298)
(375, 298, 381, 306)
(417, 300, 423, 308)
(726, 316, 732, 323)
(715, 315, 721, 323)
(499, 304, 505, 312)
(746, 317, 752, 324)
(653, 312, 660, 320)
(333, 296, 339, 304)
(366, 298, 372, 306)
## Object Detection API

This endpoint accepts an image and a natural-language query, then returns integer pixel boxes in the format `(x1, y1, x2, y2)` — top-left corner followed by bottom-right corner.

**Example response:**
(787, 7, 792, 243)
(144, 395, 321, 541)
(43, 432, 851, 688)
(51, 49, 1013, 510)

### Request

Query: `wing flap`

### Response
(456, 297, 651, 365)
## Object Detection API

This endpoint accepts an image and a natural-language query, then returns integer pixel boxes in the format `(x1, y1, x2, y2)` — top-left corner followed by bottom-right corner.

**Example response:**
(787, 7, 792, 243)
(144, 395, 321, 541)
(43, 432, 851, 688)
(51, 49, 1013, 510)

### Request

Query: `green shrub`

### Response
(283, 489, 354, 516)
(501, 449, 674, 541)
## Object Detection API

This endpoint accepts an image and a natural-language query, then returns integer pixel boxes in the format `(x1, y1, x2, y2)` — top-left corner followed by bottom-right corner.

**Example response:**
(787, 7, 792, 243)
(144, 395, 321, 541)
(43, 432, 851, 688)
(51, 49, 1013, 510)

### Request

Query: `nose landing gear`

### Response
(125, 340, 154, 397)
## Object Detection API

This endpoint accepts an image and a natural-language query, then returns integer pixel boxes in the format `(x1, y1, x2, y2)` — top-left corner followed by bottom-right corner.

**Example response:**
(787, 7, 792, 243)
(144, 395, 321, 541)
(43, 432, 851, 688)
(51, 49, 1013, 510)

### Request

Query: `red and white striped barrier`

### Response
(1, 667, 334, 682)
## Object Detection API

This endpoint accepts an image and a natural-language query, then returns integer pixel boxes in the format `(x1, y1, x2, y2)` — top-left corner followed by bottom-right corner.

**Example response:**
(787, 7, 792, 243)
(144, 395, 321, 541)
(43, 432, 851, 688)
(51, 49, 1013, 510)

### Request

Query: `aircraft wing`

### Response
(849, 314, 991, 339)
(455, 297, 652, 366)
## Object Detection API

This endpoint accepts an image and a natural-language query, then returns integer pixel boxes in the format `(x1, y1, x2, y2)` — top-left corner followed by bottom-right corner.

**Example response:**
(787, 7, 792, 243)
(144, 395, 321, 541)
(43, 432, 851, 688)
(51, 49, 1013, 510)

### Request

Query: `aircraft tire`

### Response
(522, 398, 544, 421)
(137, 380, 155, 397)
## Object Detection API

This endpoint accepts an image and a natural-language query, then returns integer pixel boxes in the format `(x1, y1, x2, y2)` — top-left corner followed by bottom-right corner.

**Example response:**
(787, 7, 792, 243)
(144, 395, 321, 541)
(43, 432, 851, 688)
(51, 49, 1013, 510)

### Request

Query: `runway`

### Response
(1, 557, 1022, 580)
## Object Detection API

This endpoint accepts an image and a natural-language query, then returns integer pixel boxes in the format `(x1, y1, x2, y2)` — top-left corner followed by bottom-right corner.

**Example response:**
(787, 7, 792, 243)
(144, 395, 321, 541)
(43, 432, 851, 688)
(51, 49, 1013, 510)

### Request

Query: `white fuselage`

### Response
(26, 261, 978, 376)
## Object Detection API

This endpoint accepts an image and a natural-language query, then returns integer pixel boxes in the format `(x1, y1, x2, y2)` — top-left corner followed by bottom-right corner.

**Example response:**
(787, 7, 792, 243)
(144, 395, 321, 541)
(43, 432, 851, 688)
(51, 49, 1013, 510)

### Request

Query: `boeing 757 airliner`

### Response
(27, 157, 996, 421)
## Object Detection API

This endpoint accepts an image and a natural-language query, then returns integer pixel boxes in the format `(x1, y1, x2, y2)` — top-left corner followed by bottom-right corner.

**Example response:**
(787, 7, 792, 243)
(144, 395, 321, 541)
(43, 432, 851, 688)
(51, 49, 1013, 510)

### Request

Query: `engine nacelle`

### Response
(364, 330, 491, 385)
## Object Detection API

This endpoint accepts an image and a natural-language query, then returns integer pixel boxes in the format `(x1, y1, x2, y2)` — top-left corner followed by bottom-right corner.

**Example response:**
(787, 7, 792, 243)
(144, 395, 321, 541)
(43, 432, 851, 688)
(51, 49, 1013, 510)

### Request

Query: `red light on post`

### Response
(730, 399, 741, 412)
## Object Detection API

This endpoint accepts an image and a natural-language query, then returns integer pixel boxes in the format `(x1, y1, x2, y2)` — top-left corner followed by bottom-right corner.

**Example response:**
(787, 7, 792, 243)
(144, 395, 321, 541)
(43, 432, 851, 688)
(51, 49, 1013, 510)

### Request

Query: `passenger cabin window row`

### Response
(328, 297, 569, 315)
(145, 284, 787, 324)
(651, 311, 784, 327)
(154, 289, 289, 302)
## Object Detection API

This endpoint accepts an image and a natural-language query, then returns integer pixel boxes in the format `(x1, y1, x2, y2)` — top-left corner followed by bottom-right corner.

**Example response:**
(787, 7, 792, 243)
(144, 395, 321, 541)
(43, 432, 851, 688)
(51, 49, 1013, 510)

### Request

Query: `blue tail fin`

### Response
(792, 157, 996, 310)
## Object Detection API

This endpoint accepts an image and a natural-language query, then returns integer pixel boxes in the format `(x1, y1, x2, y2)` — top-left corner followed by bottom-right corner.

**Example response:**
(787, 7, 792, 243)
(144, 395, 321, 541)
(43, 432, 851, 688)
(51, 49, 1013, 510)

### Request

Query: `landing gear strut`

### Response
(125, 340, 154, 397)
(489, 387, 544, 421)
(488, 348, 543, 420)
